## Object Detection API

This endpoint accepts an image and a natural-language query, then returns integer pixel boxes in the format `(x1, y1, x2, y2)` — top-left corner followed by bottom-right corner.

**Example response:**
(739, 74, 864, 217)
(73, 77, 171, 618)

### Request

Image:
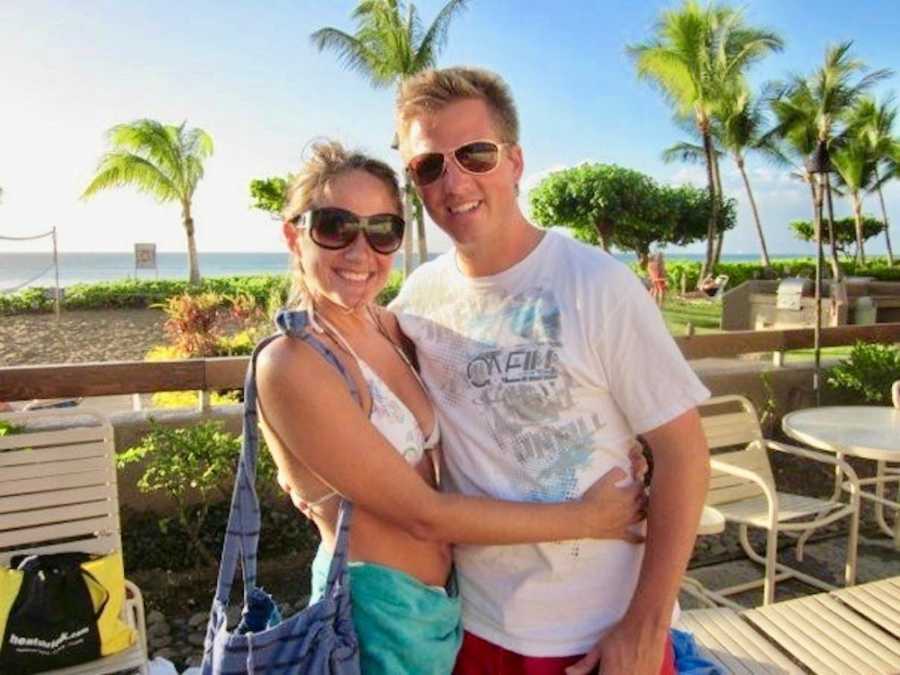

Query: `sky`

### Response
(1, 0, 899, 257)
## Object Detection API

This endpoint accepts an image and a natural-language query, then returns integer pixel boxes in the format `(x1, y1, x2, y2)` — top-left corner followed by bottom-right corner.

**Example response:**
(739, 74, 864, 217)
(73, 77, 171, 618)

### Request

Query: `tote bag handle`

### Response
(213, 310, 362, 608)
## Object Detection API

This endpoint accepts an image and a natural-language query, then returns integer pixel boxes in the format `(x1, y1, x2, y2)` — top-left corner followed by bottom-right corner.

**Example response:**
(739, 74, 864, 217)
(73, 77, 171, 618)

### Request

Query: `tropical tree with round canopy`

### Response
(311, 0, 469, 276)
(82, 119, 213, 285)
(627, 0, 783, 283)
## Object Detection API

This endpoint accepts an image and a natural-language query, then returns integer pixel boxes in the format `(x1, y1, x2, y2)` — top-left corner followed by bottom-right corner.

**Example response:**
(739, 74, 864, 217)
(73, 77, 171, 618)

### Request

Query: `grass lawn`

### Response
(660, 298, 722, 335)
(659, 298, 854, 363)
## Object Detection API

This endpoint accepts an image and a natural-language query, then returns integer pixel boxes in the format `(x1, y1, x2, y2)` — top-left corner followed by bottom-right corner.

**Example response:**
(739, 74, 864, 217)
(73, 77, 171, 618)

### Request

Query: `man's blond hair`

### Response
(396, 67, 519, 143)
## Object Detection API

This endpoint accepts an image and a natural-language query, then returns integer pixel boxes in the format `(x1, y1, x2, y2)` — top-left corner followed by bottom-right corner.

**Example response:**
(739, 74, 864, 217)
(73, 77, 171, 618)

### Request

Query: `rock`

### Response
(146, 609, 165, 626)
(188, 632, 207, 647)
(225, 605, 242, 628)
(152, 647, 177, 661)
(149, 634, 173, 650)
(188, 612, 208, 628)
(185, 654, 204, 668)
(147, 622, 170, 639)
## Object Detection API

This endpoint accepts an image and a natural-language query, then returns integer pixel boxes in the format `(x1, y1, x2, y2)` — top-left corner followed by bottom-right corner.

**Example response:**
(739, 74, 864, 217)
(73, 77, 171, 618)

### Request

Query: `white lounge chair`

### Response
(679, 578, 900, 673)
(699, 395, 861, 605)
(0, 409, 149, 675)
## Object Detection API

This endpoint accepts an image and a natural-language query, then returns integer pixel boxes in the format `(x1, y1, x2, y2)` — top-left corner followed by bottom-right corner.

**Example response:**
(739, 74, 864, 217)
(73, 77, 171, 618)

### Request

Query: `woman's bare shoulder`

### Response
(372, 305, 403, 340)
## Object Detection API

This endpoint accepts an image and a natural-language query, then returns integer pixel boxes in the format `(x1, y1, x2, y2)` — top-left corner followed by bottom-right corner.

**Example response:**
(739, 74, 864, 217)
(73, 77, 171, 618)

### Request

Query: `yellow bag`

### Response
(0, 551, 136, 660)
(81, 551, 137, 656)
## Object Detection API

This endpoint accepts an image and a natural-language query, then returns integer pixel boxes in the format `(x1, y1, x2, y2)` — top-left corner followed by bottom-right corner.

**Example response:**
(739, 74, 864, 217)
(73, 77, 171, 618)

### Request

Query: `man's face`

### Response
(400, 98, 523, 247)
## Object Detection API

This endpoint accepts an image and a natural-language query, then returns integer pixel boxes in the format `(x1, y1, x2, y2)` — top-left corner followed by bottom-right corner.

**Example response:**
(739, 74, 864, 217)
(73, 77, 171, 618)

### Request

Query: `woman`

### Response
(256, 141, 647, 674)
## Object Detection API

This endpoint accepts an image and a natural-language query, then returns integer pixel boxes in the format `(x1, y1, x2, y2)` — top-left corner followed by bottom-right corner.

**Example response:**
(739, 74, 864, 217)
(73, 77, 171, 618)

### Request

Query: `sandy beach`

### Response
(0, 308, 167, 367)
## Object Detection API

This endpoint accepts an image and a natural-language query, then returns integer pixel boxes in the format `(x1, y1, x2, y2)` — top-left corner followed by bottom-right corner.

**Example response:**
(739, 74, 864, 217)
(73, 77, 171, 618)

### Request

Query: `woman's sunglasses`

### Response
(294, 207, 405, 255)
(406, 139, 509, 187)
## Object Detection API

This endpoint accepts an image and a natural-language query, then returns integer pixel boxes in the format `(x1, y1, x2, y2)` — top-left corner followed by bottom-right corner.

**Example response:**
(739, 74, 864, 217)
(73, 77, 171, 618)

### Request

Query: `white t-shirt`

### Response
(391, 230, 710, 656)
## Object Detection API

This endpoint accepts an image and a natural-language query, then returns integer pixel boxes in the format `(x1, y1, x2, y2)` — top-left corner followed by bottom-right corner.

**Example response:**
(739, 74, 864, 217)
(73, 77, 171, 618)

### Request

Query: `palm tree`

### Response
(664, 86, 776, 267)
(831, 136, 878, 265)
(853, 97, 899, 265)
(770, 42, 892, 279)
(628, 0, 783, 282)
(82, 119, 213, 285)
(311, 0, 469, 276)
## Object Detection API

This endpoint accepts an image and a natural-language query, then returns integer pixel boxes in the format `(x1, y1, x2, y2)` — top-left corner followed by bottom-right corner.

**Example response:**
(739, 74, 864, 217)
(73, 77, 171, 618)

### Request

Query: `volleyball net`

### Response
(0, 228, 61, 315)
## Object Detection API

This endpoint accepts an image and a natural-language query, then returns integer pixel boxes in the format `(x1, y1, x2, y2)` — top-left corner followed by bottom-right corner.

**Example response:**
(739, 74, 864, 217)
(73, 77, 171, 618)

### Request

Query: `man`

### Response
(391, 67, 711, 675)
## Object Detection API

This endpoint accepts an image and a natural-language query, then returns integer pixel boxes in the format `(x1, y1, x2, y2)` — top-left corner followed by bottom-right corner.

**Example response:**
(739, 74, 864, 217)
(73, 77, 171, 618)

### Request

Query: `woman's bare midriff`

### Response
(268, 431, 453, 588)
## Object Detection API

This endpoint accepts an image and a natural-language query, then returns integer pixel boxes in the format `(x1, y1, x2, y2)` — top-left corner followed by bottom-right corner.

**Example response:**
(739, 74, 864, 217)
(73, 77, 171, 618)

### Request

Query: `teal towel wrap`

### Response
(311, 544, 462, 674)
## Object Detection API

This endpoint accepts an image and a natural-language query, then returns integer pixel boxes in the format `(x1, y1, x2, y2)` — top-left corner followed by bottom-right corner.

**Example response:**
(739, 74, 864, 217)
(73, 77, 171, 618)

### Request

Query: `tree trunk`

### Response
(402, 181, 415, 278)
(823, 175, 844, 282)
(414, 193, 428, 267)
(182, 202, 201, 285)
(594, 220, 613, 252)
(736, 156, 771, 267)
(711, 147, 725, 268)
(638, 250, 650, 270)
(699, 126, 719, 285)
(875, 169, 895, 265)
(851, 191, 866, 266)
(809, 177, 839, 280)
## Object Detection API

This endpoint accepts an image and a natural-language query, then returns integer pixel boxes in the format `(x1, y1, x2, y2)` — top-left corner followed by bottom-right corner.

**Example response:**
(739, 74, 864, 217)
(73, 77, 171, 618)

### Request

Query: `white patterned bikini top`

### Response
(305, 313, 441, 508)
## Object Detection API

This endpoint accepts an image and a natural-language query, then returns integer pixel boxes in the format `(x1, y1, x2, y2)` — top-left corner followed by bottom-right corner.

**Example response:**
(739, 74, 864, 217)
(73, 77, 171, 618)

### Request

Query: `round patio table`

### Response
(782, 406, 900, 546)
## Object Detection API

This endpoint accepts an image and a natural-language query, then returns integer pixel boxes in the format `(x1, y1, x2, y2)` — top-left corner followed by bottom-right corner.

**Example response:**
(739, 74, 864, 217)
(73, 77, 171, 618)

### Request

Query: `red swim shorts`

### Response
(453, 630, 676, 675)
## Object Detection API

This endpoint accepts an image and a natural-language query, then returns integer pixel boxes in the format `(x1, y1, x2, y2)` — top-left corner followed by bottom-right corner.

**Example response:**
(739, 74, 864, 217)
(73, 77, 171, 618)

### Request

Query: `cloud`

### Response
(667, 165, 707, 187)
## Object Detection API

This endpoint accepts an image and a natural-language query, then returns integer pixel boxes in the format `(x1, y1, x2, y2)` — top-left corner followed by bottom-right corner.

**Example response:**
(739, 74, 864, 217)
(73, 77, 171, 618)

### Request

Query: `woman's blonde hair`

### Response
(282, 140, 402, 308)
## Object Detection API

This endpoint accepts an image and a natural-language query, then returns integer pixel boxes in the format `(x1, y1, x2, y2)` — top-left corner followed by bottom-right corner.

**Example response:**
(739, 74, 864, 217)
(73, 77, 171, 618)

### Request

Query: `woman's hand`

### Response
(578, 443, 650, 543)
(278, 471, 316, 517)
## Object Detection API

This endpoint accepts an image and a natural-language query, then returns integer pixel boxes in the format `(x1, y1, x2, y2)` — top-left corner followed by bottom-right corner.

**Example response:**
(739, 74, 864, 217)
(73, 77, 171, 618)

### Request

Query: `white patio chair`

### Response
(699, 395, 860, 606)
(0, 409, 149, 675)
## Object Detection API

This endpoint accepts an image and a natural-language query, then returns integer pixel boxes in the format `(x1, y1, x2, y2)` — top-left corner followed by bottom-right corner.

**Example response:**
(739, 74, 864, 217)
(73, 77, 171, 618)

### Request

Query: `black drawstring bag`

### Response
(0, 552, 107, 675)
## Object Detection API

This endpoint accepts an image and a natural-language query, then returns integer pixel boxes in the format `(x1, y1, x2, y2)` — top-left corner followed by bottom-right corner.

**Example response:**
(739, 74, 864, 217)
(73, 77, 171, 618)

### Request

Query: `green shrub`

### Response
(631, 256, 900, 291)
(118, 421, 278, 567)
(376, 270, 404, 306)
(0, 275, 291, 315)
(0, 420, 24, 437)
(826, 341, 900, 405)
(150, 390, 241, 409)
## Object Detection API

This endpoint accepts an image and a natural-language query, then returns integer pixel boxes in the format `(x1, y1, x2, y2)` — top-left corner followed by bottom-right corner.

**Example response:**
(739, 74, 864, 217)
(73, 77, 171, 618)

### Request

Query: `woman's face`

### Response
(283, 169, 400, 311)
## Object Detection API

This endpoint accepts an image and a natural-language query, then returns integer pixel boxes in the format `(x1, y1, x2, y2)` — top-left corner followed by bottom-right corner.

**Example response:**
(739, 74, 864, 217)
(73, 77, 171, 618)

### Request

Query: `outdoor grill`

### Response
(775, 277, 814, 311)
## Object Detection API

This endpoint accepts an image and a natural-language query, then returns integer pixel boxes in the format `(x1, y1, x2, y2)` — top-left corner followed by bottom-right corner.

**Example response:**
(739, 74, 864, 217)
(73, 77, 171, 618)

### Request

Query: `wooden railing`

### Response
(2, 322, 899, 402)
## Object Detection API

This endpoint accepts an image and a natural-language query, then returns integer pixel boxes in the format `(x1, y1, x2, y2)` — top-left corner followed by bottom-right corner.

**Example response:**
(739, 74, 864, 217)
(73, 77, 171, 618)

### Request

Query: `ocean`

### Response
(0, 250, 787, 292)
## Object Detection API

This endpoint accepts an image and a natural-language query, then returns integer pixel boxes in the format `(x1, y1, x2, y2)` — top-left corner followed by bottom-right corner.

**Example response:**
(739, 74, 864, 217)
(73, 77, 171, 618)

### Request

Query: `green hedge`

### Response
(631, 256, 900, 291)
(4, 258, 894, 315)
(1, 270, 405, 315)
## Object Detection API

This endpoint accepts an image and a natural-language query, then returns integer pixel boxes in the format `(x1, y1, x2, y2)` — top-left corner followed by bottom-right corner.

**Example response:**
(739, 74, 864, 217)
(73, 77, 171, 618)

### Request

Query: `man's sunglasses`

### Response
(406, 139, 510, 187)
(294, 207, 405, 255)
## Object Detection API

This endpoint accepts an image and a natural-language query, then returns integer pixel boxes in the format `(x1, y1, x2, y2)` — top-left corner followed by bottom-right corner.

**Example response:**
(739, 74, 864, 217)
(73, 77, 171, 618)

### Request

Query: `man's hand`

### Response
(565, 618, 668, 675)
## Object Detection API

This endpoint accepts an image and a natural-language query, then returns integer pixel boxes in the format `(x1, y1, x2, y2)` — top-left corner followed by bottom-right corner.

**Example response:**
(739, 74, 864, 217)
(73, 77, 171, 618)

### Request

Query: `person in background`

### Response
(648, 251, 668, 306)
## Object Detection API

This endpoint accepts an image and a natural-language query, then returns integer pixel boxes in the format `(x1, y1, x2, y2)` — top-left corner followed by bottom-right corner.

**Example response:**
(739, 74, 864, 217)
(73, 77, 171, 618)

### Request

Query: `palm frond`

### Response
(81, 152, 179, 202)
(414, 0, 469, 71)
(310, 27, 386, 86)
(107, 119, 181, 180)
(662, 141, 717, 164)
